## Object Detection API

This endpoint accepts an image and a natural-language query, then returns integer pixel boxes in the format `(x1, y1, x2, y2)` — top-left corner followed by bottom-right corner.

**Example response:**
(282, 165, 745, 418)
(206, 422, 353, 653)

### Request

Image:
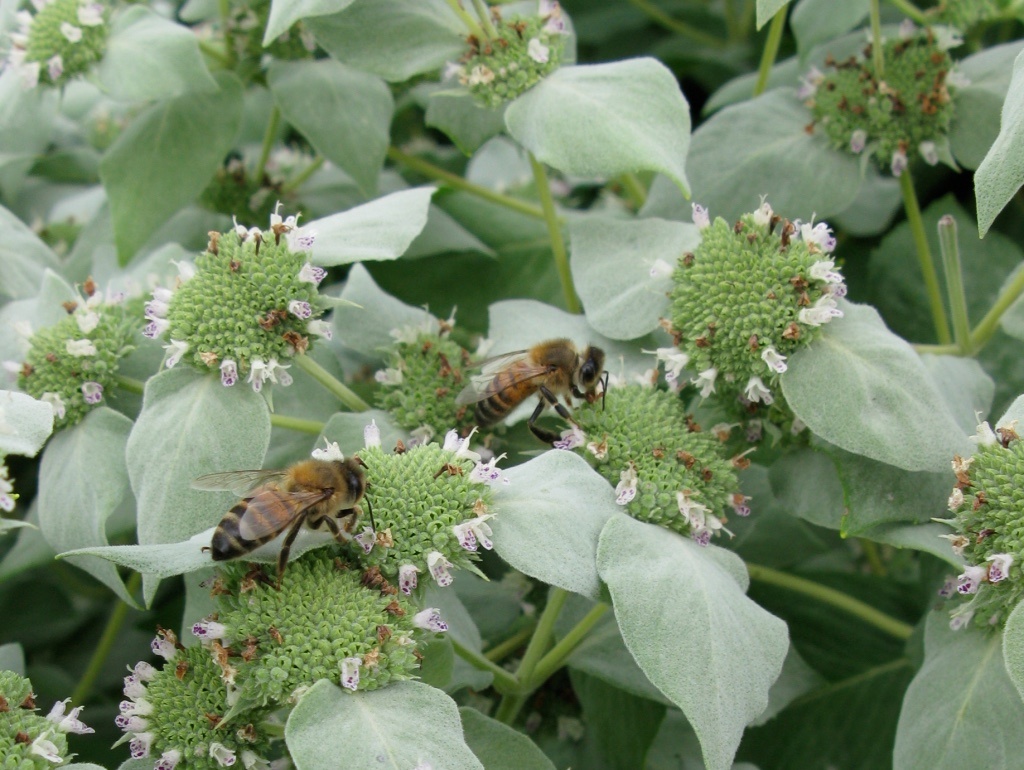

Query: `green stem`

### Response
(495, 587, 569, 724)
(198, 40, 232, 68)
(937, 214, 972, 354)
(387, 146, 548, 221)
(869, 0, 885, 76)
(471, 0, 498, 37)
(529, 603, 609, 685)
(860, 539, 887, 577)
(900, 170, 951, 344)
(723, 0, 739, 40)
(528, 152, 580, 314)
(217, 0, 236, 67)
(746, 563, 914, 640)
(254, 107, 281, 184)
(485, 622, 537, 662)
(451, 638, 520, 694)
(292, 355, 370, 412)
(887, 0, 927, 25)
(444, 0, 484, 37)
(624, 0, 727, 47)
(269, 413, 325, 435)
(753, 7, 787, 96)
(72, 573, 141, 704)
(281, 156, 325, 195)
(619, 172, 648, 210)
(114, 374, 145, 395)
(970, 261, 1024, 351)
(913, 342, 959, 356)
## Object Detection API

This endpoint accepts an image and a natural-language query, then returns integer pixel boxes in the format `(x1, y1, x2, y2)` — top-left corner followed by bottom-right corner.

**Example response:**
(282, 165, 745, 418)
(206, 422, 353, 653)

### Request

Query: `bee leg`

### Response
(600, 371, 609, 410)
(527, 389, 568, 445)
(275, 514, 306, 588)
(321, 513, 347, 543)
(363, 495, 376, 531)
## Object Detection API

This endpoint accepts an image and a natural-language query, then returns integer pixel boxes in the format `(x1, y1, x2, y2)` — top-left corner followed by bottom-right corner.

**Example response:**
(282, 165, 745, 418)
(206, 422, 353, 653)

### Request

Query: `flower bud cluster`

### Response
(570, 383, 745, 545)
(669, 201, 845, 420)
(940, 421, 1024, 630)
(802, 25, 958, 176)
(143, 204, 332, 392)
(14, 283, 135, 429)
(4, 0, 107, 88)
(375, 318, 477, 439)
(0, 670, 93, 768)
(447, 1, 568, 108)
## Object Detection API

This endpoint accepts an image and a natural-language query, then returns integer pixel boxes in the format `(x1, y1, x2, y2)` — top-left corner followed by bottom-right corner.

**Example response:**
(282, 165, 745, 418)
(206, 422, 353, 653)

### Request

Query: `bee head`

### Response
(575, 346, 605, 393)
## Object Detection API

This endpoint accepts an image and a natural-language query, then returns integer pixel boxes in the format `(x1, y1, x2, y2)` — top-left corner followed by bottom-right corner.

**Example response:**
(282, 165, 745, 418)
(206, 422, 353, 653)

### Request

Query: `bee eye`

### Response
(581, 362, 595, 381)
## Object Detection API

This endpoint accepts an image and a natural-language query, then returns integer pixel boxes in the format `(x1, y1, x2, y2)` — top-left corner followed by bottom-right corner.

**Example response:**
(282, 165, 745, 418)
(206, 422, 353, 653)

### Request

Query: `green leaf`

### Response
(0, 502, 55, 582)
(975, 47, 1024, 237)
(830, 165, 901, 237)
(97, 7, 217, 101)
(426, 89, 508, 156)
(919, 354, 995, 435)
(307, 187, 435, 266)
(894, 612, 1024, 769)
(423, 585, 492, 693)
(0, 643, 24, 674)
(268, 59, 393, 196)
(460, 707, 556, 770)
(125, 368, 270, 600)
(688, 89, 862, 223)
(285, 679, 484, 769)
(997, 393, 1024, 427)
(951, 41, 1024, 172)
(870, 521, 962, 566)
(569, 215, 697, 340)
(791, 0, 868, 55)
(781, 301, 973, 473)
(1003, 600, 1024, 702)
(38, 408, 136, 605)
(264, 0, 356, 46)
(597, 515, 789, 770)
(756, 0, 790, 29)
(491, 451, 623, 600)
(0, 203, 60, 301)
(750, 645, 824, 726)
(308, 0, 465, 83)
(0, 390, 53, 457)
(332, 263, 436, 358)
(505, 59, 691, 194)
(767, 448, 844, 530)
(99, 71, 243, 264)
(0, 72, 57, 198)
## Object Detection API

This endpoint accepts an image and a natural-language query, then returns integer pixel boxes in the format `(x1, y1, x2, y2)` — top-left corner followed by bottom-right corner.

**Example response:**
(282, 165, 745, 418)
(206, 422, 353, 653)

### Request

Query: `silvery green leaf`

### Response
(0, 643, 24, 674)
(263, 0, 356, 46)
(424, 584, 492, 693)
(894, 612, 1024, 769)
(38, 408, 135, 605)
(426, 89, 508, 156)
(569, 215, 696, 340)
(505, 59, 691, 194)
(781, 301, 973, 473)
(285, 680, 484, 769)
(756, 0, 790, 28)
(974, 46, 1024, 236)
(0, 520, 33, 536)
(0, 501, 54, 581)
(870, 522, 962, 566)
(750, 646, 824, 726)
(1002, 600, 1024, 703)
(598, 514, 788, 770)
(491, 450, 623, 600)
(997, 393, 1024, 427)
(919, 354, 994, 435)
(307, 187, 436, 266)
(0, 71, 57, 198)
(0, 269, 76, 366)
(0, 203, 60, 301)
(791, 0, 868, 54)
(951, 41, 1024, 172)
(460, 707, 556, 770)
(0, 390, 53, 457)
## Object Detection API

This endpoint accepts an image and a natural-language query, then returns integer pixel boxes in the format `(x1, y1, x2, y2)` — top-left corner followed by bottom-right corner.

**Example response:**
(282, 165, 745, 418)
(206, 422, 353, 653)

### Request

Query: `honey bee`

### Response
(456, 338, 607, 444)
(195, 457, 369, 584)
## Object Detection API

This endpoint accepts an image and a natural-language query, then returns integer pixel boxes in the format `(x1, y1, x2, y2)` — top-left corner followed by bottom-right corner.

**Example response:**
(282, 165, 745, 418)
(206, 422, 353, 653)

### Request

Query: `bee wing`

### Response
(192, 469, 289, 496)
(463, 349, 529, 373)
(236, 487, 331, 542)
(454, 361, 554, 406)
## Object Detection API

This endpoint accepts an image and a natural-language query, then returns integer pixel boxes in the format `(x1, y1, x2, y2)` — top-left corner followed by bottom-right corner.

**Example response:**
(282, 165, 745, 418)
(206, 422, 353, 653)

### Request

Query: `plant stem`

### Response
(970, 262, 1024, 351)
(869, 0, 885, 75)
(387, 146, 548, 221)
(913, 342, 959, 356)
(254, 107, 281, 184)
(269, 413, 325, 435)
(444, 0, 484, 37)
(746, 563, 914, 640)
(281, 156, 325, 195)
(450, 638, 520, 693)
(754, 7, 787, 96)
(899, 170, 951, 344)
(887, 0, 928, 25)
(528, 152, 580, 314)
(937, 215, 972, 353)
(860, 539, 887, 577)
(72, 572, 141, 704)
(625, 0, 727, 47)
(485, 622, 537, 662)
(198, 40, 232, 68)
(292, 355, 370, 412)
(529, 602, 609, 685)
(471, 0, 497, 37)
(619, 172, 648, 210)
(114, 374, 145, 395)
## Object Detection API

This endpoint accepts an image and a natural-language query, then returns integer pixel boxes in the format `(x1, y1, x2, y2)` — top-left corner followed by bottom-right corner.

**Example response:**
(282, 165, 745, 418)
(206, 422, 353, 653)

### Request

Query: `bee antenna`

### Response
(365, 495, 376, 531)
(601, 371, 609, 411)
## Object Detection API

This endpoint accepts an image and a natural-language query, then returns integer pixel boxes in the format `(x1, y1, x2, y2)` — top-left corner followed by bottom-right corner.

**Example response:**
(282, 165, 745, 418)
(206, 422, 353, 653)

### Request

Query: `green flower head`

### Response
(1, 670, 93, 769)
(568, 383, 745, 544)
(143, 204, 333, 392)
(5, 0, 108, 88)
(447, 1, 568, 108)
(941, 420, 1024, 630)
(669, 201, 845, 419)
(803, 23, 960, 176)
(15, 282, 136, 429)
(117, 631, 273, 770)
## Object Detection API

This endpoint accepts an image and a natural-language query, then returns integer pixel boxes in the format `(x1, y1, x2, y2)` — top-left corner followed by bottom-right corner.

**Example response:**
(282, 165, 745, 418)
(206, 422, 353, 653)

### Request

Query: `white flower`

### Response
(286, 227, 317, 252)
(647, 347, 689, 385)
(129, 731, 154, 759)
(47, 54, 63, 81)
(553, 425, 585, 450)
(470, 455, 508, 485)
(949, 609, 975, 631)
(849, 129, 867, 154)
(221, 359, 238, 387)
(891, 148, 908, 177)
(939, 532, 969, 556)
(744, 376, 773, 405)
(170, 260, 196, 282)
(311, 438, 344, 462)
(443, 426, 480, 462)
(691, 203, 710, 229)
(797, 66, 824, 99)
(248, 358, 268, 392)
(797, 220, 837, 253)
(363, 420, 381, 448)
(947, 487, 964, 511)
(648, 258, 673, 279)
(307, 319, 333, 339)
(60, 22, 82, 42)
(615, 465, 638, 505)
(586, 437, 608, 460)
(143, 316, 170, 339)
(209, 742, 237, 767)
(971, 421, 998, 446)
(947, 69, 970, 88)
(164, 339, 189, 368)
(192, 618, 228, 641)
(150, 635, 176, 661)
(240, 750, 270, 770)
(398, 564, 420, 595)
(76, 310, 99, 333)
(986, 553, 1014, 583)
(374, 368, 403, 386)
(81, 381, 103, 405)
(41, 392, 66, 420)
(288, 300, 313, 319)
(809, 259, 843, 285)
(453, 514, 495, 551)
(527, 37, 550, 63)
(427, 551, 454, 586)
(676, 489, 708, 524)
(468, 65, 495, 86)
(46, 699, 94, 734)
(66, 338, 96, 356)
(898, 18, 916, 39)
(298, 263, 326, 284)
(269, 201, 300, 231)
(266, 358, 292, 387)
(18, 61, 41, 89)
(919, 140, 938, 166)
(354, 526, 376, 554)
(413, 608, 449, 632)
(956, 564, 987, 595)
(691, 367, 717, 398)
(155, 750, 182, 770)
(340, 657, 361, 690)
(752, 197, 774, 227)
(760, 346, 787, 374)
(442, 61, 464, 81)
(78, 2, 104, 25)
(29, 732, 62, 764)
(798, 295, 843, 326)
